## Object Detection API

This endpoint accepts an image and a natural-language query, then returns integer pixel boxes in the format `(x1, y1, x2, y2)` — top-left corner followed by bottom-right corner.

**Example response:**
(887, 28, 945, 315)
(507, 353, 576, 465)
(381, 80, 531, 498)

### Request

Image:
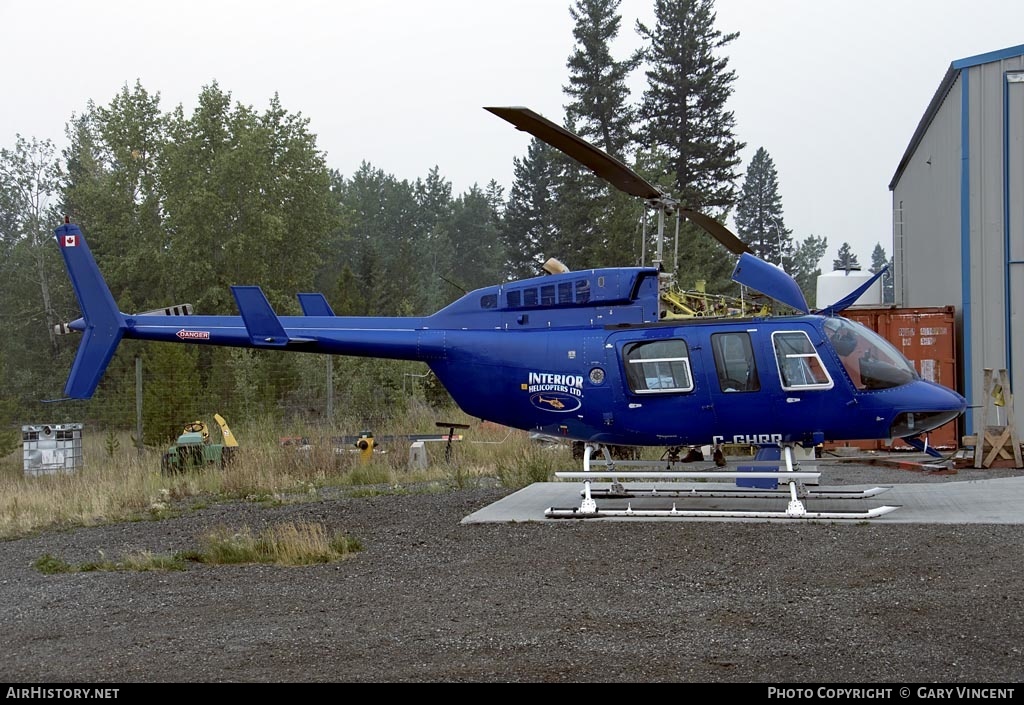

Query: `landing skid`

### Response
(586, 485, 893, 500)
(544, 443, 901, 520)
(544, 504, 900, 520)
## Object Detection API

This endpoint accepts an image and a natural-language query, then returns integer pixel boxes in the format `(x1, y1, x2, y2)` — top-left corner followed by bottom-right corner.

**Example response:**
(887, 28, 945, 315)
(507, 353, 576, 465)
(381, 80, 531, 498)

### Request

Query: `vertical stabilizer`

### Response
(55, 223, 127, 399)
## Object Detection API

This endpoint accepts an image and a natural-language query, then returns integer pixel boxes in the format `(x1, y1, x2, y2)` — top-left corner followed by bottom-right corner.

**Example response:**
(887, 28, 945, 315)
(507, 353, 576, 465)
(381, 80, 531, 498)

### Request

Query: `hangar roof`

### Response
(889, 43, 1024, 190)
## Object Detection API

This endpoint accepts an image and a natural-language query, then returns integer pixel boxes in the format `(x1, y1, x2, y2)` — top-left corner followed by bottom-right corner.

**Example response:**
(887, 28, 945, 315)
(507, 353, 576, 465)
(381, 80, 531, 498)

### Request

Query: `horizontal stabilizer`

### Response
(297, 292, 335, 316)
(732, 253, 809, 314)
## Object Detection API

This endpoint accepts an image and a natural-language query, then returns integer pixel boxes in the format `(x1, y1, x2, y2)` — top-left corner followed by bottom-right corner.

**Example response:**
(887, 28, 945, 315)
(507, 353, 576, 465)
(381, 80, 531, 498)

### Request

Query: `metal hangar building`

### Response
(889, 43, 1024, 439)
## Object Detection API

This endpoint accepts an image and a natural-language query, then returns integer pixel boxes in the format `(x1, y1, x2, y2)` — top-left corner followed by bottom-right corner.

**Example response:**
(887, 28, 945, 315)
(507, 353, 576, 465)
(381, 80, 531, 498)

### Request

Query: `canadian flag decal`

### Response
(62, 235, 78, 247)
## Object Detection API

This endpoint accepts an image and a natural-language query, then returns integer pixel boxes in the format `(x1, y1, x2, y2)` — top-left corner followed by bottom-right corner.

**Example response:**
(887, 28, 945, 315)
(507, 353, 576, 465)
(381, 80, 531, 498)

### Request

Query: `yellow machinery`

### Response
(214, 413, 239, 449)
(160, 413, 238, 473)
(660, 280, 770, 320)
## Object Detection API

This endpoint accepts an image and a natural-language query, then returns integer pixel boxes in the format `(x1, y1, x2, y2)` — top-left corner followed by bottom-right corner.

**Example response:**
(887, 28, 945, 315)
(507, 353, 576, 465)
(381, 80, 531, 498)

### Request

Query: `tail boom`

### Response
(55, 223, 444, 399)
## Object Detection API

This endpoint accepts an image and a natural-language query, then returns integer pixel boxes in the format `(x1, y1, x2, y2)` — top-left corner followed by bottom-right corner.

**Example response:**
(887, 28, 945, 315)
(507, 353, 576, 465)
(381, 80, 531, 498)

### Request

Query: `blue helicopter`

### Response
(54, 107, 966, 519)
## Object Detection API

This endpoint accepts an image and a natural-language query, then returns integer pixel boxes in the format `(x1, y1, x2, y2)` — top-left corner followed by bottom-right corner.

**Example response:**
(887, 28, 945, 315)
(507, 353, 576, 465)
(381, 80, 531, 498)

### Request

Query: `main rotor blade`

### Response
(487, 106, 752, 256)
(485, 106, 663, 201)
(680, 209, 752, 255)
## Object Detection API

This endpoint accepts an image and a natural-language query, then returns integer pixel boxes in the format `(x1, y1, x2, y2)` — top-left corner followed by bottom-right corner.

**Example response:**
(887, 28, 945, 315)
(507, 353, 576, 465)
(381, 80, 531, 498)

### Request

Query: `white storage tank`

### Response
(815, 267, 882, 310)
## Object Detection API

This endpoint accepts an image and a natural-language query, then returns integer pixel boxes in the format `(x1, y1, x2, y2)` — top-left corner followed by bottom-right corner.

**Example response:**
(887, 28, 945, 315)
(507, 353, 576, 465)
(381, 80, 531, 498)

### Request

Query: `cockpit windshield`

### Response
(823, 317, 920, 390)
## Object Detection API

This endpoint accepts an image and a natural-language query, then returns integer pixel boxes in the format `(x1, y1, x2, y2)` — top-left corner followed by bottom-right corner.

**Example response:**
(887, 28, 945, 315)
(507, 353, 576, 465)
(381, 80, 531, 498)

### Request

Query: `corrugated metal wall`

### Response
(892, 77, 962, 310)
(891, 48, 1024, 443)
(1007, 71, 1024, 446)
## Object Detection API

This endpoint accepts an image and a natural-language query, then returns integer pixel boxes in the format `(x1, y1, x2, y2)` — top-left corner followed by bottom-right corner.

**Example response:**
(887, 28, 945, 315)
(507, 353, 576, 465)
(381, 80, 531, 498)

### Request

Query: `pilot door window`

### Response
(711, 332, 760, 392)
(623, 339, 694, 394)
(772, 331, 833, 391)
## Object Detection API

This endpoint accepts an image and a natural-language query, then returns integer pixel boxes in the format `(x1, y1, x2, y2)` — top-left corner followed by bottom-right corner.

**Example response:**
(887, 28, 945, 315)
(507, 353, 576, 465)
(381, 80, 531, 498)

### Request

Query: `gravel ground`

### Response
(2, 459, 1024, 684)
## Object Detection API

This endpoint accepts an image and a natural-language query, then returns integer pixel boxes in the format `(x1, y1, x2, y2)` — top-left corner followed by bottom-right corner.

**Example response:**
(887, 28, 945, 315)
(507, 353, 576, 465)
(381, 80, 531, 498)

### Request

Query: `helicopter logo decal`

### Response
(525, 372, 583, 412)
(529, 393, 581, 413)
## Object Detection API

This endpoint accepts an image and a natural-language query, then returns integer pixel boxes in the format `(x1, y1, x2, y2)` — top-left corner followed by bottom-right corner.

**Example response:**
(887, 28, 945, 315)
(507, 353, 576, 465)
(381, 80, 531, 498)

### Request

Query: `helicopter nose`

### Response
(888, 381, 967, 438)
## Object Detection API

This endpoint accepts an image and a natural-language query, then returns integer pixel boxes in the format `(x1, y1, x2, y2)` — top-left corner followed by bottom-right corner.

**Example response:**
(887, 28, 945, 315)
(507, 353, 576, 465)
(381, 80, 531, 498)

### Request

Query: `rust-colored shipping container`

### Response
(826, 305, 959, 452)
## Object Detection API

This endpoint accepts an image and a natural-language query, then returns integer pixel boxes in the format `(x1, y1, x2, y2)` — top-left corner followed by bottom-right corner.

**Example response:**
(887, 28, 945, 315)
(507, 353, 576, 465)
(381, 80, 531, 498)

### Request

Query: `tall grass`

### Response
(32, 521, 362, 572)
(191, 522, 362, 566)
(0, 403, 572, 538)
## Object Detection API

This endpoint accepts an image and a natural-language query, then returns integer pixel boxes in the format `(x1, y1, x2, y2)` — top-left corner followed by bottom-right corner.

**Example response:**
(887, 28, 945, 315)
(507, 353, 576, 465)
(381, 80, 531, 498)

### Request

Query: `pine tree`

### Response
(448, 185, 506, 293)
(550, 147, 601, 270)
(501, 138, 558, 279)
(564, 0, 641, 158)
(333, 162, 418, 315)
(833, 242, 860, 271)
(412, 167, 455, 313)
(483, 180, 506, 221)
(636, 0, 744, 290)
(734, 147, 791, 267)
(870, 242, 887, 274)
(557, 0, 643, 268)
(789, 234, 829, 302)
(870, 242, 894, 304)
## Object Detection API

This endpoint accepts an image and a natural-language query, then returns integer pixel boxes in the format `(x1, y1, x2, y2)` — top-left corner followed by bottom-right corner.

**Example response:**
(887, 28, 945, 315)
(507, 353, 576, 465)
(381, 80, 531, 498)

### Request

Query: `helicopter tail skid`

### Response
(544, 443, 900, 520)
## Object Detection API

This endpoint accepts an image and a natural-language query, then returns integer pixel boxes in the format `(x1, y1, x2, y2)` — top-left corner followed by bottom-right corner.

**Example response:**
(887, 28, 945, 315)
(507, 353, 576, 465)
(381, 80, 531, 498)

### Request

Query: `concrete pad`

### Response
(462, 476, 1024, 524)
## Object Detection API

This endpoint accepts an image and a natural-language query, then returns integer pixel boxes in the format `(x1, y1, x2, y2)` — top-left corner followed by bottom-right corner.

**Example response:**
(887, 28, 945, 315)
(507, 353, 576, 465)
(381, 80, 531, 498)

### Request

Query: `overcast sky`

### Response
(3, 0, 1023, 269)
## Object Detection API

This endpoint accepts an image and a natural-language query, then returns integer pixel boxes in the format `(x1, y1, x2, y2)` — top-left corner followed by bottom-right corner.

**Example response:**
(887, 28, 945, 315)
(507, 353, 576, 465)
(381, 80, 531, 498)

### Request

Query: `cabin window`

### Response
(575, 279, 591, 303)
(823, 317, 919, 390)
(558, 282, 573, 304)
(772, 331, 833, 390)
(523, 289, 538, 307)
(540, 284, 556, 306)
(507, 290, 521, 308)
(623, 339, 694, 394)
(480, 294, 497, 309)
(711, 332, 760, 392)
